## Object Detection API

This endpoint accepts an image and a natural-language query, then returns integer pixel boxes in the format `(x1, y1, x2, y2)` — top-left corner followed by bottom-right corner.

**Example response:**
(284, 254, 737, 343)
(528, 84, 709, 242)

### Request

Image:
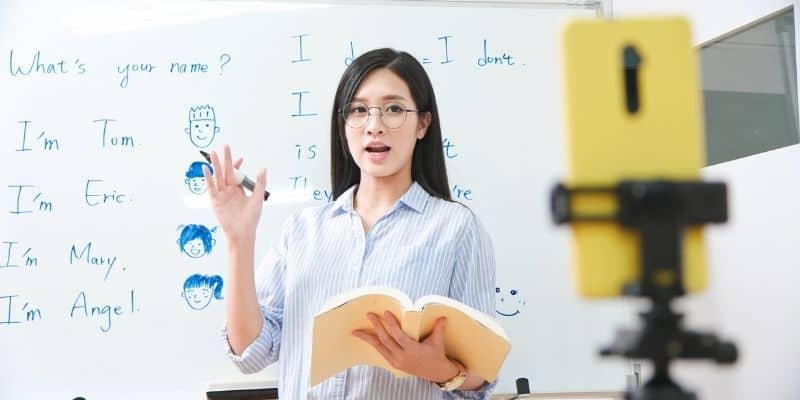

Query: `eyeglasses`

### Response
(339, 102, 423, 129)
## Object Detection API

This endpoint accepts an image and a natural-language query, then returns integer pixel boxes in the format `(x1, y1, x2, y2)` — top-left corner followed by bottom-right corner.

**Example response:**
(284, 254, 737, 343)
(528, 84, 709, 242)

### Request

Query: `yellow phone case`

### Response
(561, 17, 707, 298)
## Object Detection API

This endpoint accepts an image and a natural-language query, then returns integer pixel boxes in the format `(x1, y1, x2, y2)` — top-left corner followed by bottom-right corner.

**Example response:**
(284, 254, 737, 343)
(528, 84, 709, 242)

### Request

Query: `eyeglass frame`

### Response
(338, 102, 426, 129)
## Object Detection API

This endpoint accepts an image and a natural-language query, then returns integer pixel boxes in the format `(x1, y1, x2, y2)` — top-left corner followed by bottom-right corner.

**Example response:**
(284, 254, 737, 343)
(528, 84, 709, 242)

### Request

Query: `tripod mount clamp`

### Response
(550, 179, 738, 400)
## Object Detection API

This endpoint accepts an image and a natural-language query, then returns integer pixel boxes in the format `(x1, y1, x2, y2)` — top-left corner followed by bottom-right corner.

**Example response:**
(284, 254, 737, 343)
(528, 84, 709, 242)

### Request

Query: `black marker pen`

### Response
(200, 150, 270, 201)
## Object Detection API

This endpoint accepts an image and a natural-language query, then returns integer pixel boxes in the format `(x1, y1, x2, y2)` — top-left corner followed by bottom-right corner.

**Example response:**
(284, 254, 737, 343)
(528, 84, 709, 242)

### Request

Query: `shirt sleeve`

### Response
(448, 210, 499, 400)
(220, 213, 295, 374)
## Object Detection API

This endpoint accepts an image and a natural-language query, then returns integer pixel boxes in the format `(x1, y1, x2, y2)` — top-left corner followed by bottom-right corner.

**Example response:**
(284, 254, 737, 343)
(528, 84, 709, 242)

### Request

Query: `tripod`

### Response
(551, 180, 738, 400)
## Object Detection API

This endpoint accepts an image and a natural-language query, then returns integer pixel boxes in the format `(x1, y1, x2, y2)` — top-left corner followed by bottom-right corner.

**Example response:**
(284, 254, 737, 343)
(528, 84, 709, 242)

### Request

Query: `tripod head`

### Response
(552, 180, 738, 400)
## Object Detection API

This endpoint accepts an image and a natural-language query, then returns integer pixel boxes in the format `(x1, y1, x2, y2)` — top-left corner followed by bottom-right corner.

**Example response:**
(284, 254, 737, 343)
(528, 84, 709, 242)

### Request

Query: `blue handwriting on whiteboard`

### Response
(170, 61, 208, 74)
(438, 35, 454, 64)
(219, 53, 231, 75)
(289, 176, 333, 202)
(451, 184, 473, 201)
(116, 62, 156, 88)
(69, 290, 136, 333)
(17, 121, 60, 152)
(8, 50, 86, 77)
(186, 105, 220, 148)
(295, 144, 318, 160)
(185, 161, 213, 195)
(182, 274, 224, 310)
(69, 242, 120, 282)
(345, 41, 356, 66)
(177, 224, 217, 258)
(84, 179, 129, 207)
(291, 91, 318, 117)
(93, 118, 135, 149)
(8, 185, 53, 215)
(477, 39, 517, 67)
(442, 137, 458, 159)
(1, 241, 38, 269)
(292, 34, 312, 63)
(0, 294, 42, 326)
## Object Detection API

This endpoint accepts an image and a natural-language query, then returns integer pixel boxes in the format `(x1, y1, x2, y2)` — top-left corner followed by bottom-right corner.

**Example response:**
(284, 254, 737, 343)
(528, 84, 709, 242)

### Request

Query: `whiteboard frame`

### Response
(261, 0, 612, 17)
(0, 0, 623, 396)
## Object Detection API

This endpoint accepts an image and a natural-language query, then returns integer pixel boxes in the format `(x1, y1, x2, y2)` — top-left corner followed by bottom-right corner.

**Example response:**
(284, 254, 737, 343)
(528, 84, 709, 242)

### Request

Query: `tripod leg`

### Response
(627, 359, 697, 400)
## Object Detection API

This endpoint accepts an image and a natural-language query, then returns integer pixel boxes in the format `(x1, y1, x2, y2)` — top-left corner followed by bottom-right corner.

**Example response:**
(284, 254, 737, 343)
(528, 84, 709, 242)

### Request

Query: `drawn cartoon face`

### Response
(182, 238, 205, 258)
(177, 224, 216, 258)
(496, 287, 527, 317)
(184, 287, 212, 310)
(187, 119, 219, 148)
(185, 176, 207, 194)
(185, 161, 212, 195)
(182, 273, 223, 311)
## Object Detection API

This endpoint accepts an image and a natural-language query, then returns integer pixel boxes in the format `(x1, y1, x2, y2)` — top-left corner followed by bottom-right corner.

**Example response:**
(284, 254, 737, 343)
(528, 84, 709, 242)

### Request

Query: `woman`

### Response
(204, 48, 497, 399)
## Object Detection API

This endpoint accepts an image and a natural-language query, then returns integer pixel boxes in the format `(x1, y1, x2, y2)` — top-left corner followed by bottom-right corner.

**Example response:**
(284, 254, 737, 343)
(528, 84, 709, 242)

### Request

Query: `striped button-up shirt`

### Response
(222, 181, 497, 399)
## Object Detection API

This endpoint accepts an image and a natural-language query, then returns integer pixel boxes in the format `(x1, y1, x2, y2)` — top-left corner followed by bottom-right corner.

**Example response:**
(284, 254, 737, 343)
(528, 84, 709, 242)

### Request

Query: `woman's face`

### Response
(344, 68, 429, 182)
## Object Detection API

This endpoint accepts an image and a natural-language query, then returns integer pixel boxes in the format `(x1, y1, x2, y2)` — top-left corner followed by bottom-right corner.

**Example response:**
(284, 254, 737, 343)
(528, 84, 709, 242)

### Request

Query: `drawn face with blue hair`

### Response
(177, 224, 217, 258)
(182, 273, 224, 310)
(185, 105, 220, 148)
(185, 161, 213, 194)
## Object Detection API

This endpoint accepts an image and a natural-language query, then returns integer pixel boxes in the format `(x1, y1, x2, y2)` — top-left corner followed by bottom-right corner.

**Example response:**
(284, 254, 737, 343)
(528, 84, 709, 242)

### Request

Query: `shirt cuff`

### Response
(450, 379, 497, 400)
(220, 312, 276, 374)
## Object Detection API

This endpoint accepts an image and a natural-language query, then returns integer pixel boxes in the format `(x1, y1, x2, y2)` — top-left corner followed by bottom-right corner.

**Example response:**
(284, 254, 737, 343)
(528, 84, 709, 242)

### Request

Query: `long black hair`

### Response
(330, 48, 451, 201)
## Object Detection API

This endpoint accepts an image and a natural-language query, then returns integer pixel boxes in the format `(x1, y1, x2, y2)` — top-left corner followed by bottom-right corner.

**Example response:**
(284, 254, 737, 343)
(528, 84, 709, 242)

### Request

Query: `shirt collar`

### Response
(330, 185, 357, 216)
(397, 181, 429, 214)
(329, 181, 430, 217)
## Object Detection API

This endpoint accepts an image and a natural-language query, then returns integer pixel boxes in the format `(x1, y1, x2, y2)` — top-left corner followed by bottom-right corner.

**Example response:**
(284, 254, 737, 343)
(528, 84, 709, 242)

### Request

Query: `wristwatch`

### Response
(436, 359, 469, 391)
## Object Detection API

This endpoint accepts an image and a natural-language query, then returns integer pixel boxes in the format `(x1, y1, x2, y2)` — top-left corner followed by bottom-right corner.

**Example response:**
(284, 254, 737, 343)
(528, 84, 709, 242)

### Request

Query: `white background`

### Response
(0, 2, 626, 399)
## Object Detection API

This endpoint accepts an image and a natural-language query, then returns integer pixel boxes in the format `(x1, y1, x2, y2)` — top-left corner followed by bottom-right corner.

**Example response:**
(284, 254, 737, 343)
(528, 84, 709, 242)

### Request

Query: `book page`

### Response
(415, 295, 509, 339)
(310, 292, 408, 387)
(414, 297, 511, 383)
(318, 286, 412, 314)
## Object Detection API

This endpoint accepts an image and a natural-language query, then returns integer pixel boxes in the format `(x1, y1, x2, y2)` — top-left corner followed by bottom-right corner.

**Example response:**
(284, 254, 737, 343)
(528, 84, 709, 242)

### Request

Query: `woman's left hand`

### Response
(352, 312, 458, 383)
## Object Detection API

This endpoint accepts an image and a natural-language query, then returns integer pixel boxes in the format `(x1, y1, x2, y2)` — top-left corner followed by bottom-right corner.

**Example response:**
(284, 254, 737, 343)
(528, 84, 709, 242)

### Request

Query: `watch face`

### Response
(437, 359, 469, 391)
(446, 375, 467, 391)
(440, 368, 468, 391)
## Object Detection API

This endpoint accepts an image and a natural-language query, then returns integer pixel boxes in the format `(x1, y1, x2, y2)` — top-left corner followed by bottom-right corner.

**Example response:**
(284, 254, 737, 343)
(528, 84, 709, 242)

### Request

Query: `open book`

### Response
(310, 286, 511, 387)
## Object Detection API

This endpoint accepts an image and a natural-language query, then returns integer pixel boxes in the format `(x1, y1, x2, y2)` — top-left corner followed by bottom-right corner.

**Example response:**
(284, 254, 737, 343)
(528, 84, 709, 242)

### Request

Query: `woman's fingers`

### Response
(353, 330, 395, 364)
(368, 313, 403, 354)
(251, 168, 267, 205)
(383, 311, 413, 348)
(202, 164, 217, 198)
(223, 145, 236, 186)
(210, 147, 245, 190)
(208, 147, 264, 202)
(209, 149, 225, 189)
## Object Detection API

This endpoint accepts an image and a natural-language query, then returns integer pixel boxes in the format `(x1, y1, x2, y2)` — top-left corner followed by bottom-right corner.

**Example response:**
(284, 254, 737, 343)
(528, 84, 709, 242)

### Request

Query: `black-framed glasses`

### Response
(339, 102, 424, 129)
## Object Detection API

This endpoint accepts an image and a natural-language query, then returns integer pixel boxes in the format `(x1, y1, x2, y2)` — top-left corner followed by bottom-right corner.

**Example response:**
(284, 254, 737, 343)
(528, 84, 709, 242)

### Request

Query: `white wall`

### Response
(612, 1, 800, 400)
(613, 0, 792, 44)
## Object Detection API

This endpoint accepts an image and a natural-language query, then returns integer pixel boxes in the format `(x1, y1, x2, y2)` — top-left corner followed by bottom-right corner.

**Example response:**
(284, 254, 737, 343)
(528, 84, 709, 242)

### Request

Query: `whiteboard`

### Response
(0, 1, 629, 398)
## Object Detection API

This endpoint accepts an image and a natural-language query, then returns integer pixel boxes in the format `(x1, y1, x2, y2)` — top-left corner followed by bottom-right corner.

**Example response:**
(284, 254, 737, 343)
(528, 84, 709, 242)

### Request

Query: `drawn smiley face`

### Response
(182, 238, 206, 258)
(496, 287, 527, 317)
(187, 119, 219, 148)
(183, 287, 212, 310)
(185, 176, 208, 195)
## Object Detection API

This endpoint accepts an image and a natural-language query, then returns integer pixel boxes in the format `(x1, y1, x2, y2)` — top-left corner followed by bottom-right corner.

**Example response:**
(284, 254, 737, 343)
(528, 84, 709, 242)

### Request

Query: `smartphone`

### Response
(560, 17, 708, 298)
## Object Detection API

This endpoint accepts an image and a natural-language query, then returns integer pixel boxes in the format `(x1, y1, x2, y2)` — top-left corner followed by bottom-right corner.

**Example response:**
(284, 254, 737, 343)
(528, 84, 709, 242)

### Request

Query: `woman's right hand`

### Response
(202, 144, 268, 247)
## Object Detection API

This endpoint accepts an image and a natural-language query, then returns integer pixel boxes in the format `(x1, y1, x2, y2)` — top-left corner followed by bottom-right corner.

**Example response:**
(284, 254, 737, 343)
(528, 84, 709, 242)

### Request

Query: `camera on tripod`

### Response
(555, 17, 739, 400)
